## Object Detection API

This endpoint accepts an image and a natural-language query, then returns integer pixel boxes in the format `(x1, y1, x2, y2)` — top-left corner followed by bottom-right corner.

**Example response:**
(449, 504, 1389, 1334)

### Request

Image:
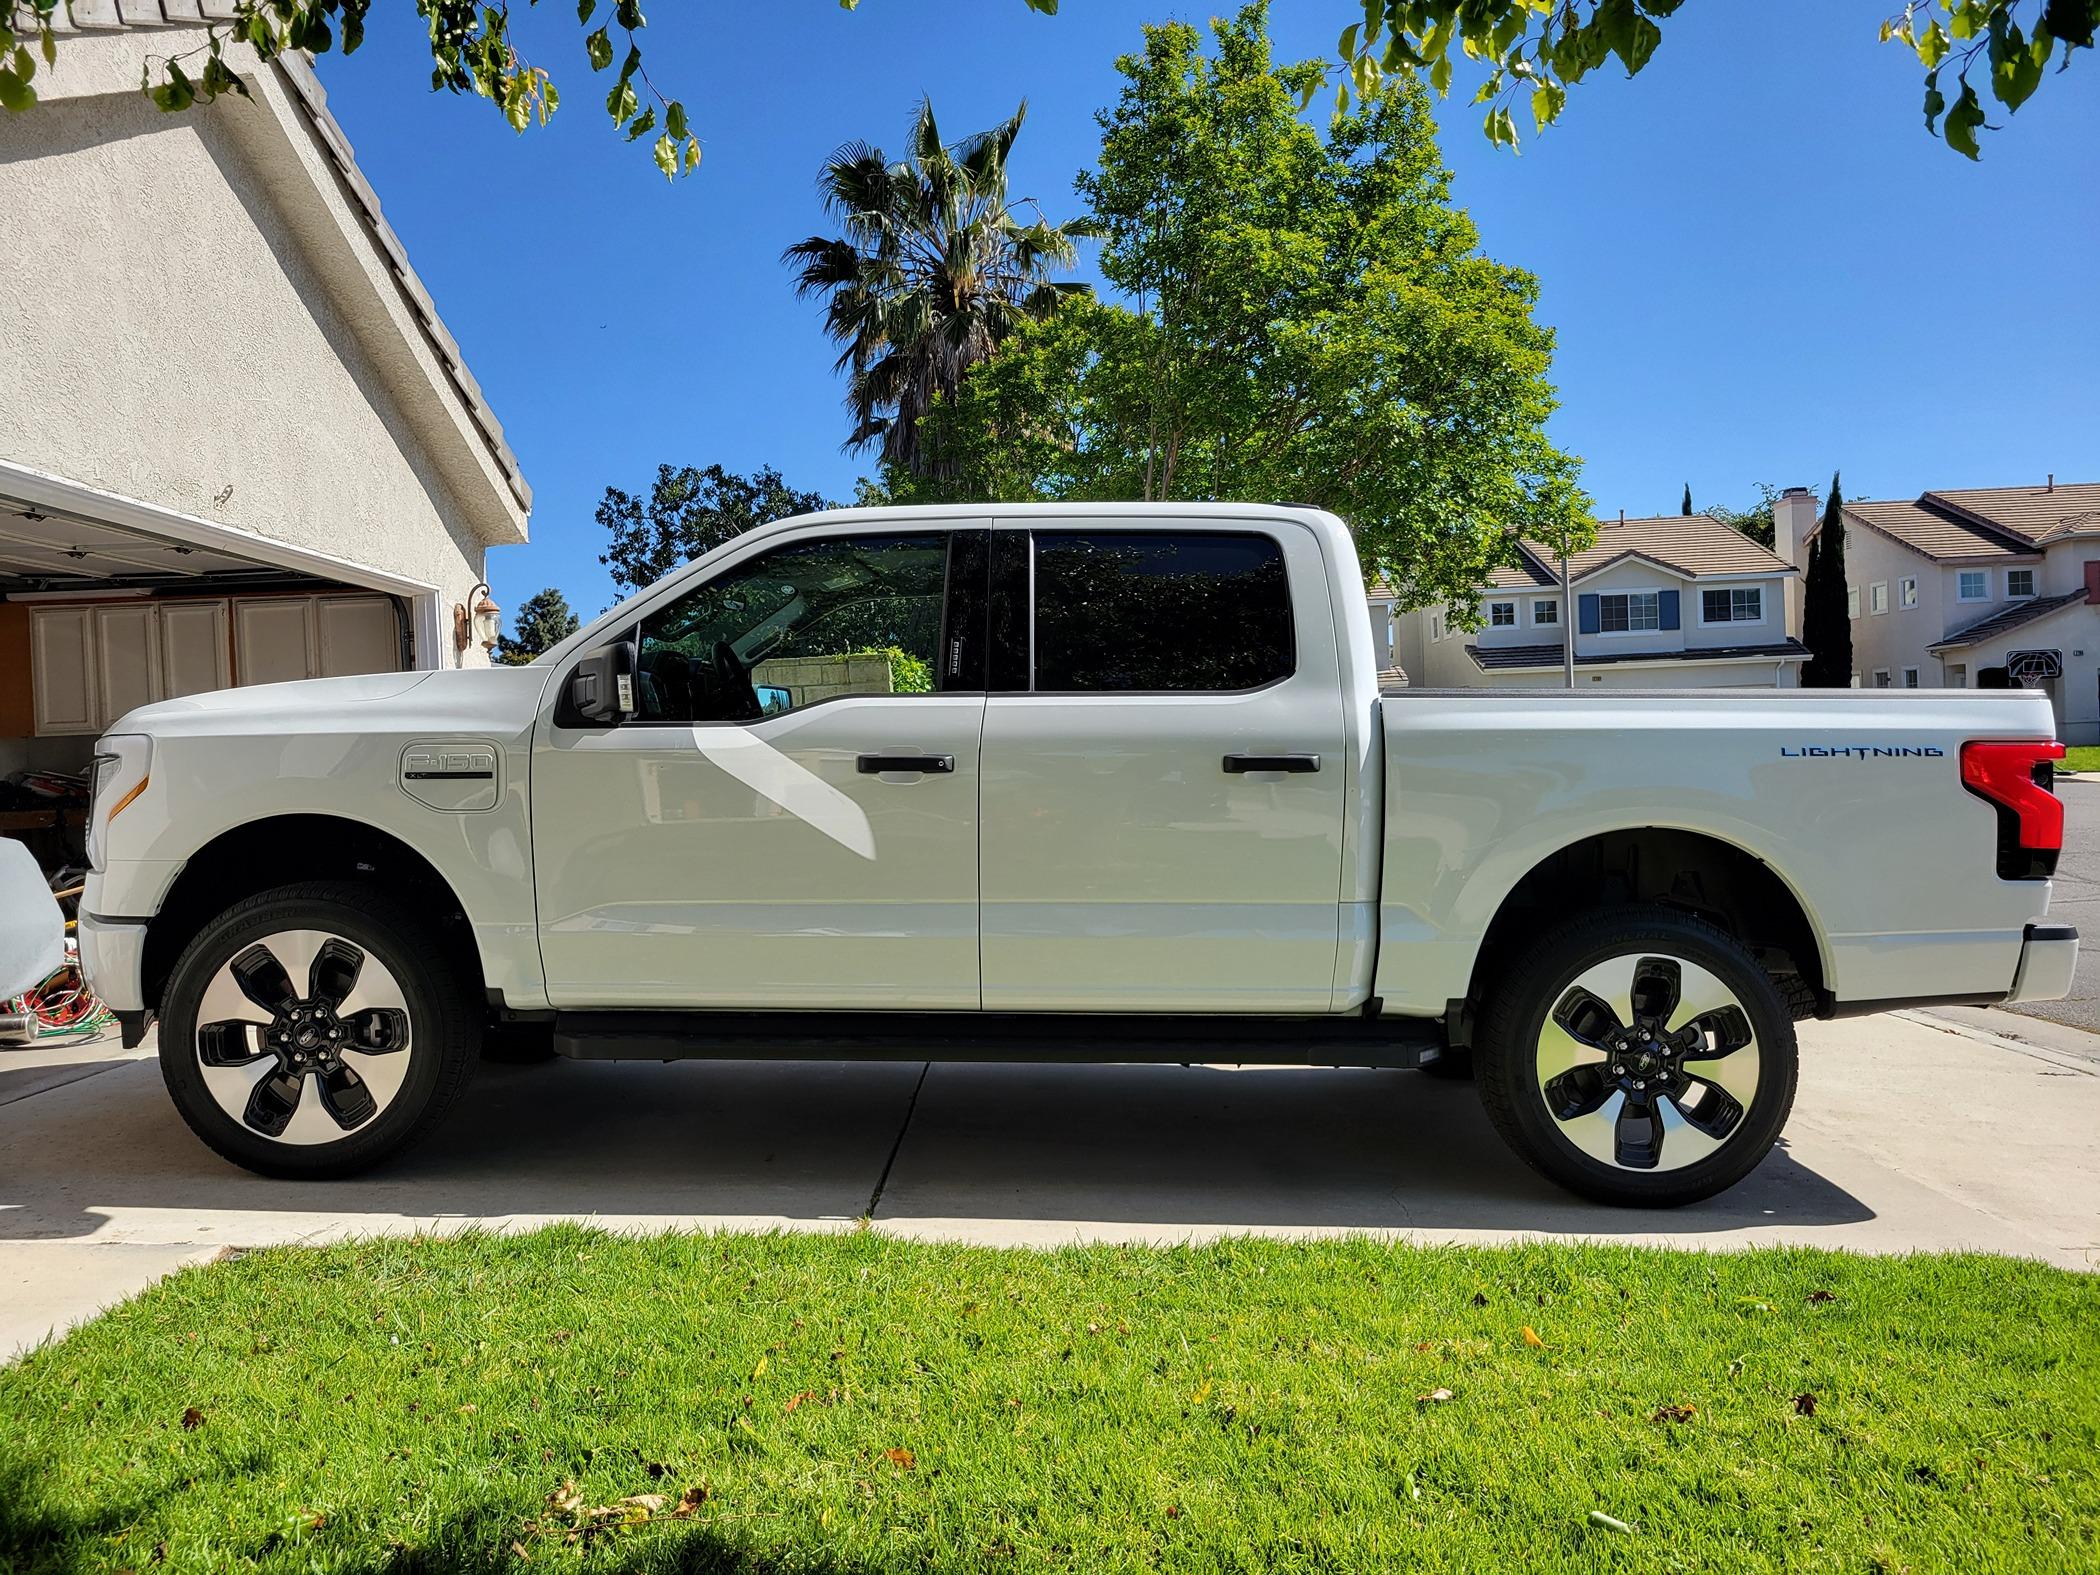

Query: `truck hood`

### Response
(109, 665, 554, 739)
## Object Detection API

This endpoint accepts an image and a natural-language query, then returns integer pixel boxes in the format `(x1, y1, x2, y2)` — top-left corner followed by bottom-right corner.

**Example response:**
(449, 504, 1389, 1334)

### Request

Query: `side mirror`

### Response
(565, 638, 637, 725)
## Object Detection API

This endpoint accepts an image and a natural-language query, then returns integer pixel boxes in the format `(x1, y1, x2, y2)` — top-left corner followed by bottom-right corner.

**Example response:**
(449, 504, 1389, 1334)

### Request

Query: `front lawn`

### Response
(4, 1229, 2095, 1572)
(2060, 745, 2100, 774)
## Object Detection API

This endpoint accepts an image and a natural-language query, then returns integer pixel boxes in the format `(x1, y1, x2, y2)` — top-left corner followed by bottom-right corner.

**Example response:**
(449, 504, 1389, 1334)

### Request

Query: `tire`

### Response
(1475, 905, 1797, 1207)
(158, 881, 479, 1179)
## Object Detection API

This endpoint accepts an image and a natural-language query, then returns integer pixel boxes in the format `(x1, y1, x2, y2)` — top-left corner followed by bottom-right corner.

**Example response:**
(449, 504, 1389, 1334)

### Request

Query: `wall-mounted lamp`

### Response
(453, 582, 502, 657)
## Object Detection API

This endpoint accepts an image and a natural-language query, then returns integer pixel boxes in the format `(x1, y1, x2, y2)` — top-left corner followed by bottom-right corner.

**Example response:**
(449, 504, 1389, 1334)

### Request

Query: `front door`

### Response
(532, 525, 988, 1009)
(977, 520, 1351, 1012)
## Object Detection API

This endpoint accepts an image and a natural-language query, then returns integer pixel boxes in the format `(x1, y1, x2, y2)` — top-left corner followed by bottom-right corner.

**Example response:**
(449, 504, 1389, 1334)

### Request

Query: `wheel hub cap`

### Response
(1536, 952, 1761, 1174)
(192, 929, 414, 1146)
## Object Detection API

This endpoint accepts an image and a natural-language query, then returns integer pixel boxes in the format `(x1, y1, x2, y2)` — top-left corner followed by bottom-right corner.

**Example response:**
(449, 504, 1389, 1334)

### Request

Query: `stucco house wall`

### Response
(0, 26, 528, 669)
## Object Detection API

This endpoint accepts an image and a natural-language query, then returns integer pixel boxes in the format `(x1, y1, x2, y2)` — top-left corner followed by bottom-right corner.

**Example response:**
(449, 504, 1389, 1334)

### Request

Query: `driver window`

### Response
(634, 531, 952, 723)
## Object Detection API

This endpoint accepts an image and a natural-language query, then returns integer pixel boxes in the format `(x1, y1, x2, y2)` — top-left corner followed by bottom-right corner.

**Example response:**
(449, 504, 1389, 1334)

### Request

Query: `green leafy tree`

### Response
(493, 586, 579, 665)
(901, 4, 1588, 617)
(783, 99, 1089, 480)
(1801, 473, 1854, 687)
(1324, 0, 2094, 158)
(597, 463, 832, 598)
(3, 2, 2084, 162)
(1682, 483, 1693, 516)
(1710, 482, 1781, 549)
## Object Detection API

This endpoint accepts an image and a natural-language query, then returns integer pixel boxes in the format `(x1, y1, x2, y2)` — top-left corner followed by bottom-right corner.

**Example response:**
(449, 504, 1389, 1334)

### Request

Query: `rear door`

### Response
(977, 518, 1351, 1011)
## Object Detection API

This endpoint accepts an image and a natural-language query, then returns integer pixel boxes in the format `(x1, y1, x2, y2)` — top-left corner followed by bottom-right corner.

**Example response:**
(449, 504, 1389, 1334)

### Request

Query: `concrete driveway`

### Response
(5, 1008, 2097, 1356)
(2002, 772, 2100, 1033)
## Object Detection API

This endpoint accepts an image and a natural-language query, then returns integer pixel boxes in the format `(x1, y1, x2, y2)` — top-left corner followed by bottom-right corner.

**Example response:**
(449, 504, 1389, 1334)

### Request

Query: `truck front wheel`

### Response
(158, 882, 479, 1179)
(1475, 906, 1798, 1207)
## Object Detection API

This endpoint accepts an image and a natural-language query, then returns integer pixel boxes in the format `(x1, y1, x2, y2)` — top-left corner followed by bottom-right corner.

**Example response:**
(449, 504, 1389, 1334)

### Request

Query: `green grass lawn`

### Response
(5, 1229, 2096, 1574)
(2061, 745, 2100, 774)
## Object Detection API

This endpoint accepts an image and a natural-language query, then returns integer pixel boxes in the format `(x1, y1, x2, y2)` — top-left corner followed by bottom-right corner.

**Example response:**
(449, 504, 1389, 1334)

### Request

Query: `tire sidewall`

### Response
(1482, 910, 1799, 1206)
(159, 886, 469, 1177)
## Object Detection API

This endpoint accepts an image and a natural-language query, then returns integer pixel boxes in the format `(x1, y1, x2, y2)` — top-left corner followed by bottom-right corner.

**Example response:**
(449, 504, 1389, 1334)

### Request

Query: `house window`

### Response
(2007, 568, 2036, 599)
(1533, 598, 1559, 626)
(1700, 586, 1763, 624)
(1873, 669, 1891, 687)
(1900, 577, 1918, 608)
(1598, 591, 1660, 633)
(1958, 570, 1989, 601)
(1487, 600, 1517, 627)
(1903, 668, 1919, 688)
(1869, 582, 1889, 615)
(1430, 614, 1443, 642)
(1847, 586, 1860, 620)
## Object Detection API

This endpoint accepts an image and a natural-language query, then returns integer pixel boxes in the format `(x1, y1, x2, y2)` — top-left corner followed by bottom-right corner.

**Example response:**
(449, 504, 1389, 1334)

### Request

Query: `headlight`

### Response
(87, 734, 152, 872)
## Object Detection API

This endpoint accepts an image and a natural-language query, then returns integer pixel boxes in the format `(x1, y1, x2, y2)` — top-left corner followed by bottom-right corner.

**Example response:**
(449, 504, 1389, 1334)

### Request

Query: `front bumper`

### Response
(76, 910, 149, 1015)
(2006, 923, 2079, 1004)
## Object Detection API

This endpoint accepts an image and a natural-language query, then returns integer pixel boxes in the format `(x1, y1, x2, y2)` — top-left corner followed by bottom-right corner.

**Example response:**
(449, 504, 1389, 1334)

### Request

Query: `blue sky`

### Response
(315, 1, 2099, 621)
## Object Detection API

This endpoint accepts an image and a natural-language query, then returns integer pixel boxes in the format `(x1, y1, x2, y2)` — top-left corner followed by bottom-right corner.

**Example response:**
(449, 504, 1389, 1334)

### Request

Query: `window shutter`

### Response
(1577, 594, 1600, 634)
(1659, 590, 1681, 631)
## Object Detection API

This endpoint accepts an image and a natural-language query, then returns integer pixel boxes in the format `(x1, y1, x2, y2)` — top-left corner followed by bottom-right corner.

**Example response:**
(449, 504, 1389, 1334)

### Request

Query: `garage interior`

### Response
(1, 492, 413, 879)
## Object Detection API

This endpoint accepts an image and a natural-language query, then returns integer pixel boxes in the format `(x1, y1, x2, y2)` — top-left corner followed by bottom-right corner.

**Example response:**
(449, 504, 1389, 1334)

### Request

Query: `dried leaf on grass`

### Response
(1650, 1403, 1696, 1424)
(1416, 1387, 1454, 1406)
(883, 1447, 916, 1470)
(179, 1408, 204, 1432)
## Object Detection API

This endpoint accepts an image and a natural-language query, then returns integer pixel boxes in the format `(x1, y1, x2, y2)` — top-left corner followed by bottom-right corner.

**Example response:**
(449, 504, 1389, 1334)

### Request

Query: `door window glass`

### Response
(634, 532, 955, 722)
(1030, 531, 1293, 691)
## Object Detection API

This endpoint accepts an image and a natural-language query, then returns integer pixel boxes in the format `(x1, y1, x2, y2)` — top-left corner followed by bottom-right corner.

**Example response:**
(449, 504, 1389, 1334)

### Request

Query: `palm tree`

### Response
(784, 98, 1088, 480)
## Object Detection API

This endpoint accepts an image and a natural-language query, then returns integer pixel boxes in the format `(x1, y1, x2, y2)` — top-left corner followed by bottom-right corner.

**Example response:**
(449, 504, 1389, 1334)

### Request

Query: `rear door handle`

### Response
(857, 753, 955, 775)
(1222, 753, 1321, 774)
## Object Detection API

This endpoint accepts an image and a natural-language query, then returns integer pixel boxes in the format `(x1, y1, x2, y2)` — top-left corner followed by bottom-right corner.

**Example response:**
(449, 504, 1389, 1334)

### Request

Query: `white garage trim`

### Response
(0, 458, 443, 668)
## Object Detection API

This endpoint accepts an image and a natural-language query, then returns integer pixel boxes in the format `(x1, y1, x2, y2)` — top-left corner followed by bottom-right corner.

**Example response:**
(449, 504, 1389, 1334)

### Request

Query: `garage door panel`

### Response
(316, 596, 398, 677)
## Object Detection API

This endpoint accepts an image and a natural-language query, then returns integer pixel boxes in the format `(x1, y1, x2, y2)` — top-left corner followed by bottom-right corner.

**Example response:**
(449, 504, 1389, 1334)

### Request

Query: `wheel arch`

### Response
(1461, 825, 1830, 1028)
(142, 814, 488, 1015)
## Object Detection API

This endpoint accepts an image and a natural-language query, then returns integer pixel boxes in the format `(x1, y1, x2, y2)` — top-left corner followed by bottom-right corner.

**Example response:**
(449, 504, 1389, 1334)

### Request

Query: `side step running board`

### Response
(552, 1009, 1446, 1070)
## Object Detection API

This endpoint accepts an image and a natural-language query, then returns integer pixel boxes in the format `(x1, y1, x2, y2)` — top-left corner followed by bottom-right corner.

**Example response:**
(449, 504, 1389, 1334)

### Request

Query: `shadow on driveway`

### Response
(0, 1054, 1870, 1245)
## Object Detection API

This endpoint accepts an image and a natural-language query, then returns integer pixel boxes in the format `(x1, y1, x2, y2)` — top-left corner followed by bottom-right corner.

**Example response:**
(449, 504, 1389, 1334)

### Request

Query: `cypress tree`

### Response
(1801, 471, 1853, 687)
(1682, 483, 1693, 516)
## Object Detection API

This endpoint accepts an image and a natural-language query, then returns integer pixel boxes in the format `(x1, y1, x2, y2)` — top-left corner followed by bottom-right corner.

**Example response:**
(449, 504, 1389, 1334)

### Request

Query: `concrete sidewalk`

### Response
(5, 1008, 2097, 1357)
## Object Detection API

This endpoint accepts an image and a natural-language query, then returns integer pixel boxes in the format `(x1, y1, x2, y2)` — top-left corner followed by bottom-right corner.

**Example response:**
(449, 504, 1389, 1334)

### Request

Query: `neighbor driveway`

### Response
(5, 1007, 2098, 1356)
(2001, 772, 2100, 1033)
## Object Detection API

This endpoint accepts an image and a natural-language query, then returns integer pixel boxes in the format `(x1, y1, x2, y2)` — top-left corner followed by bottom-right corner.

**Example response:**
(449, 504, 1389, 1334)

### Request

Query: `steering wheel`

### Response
(711, 639, 763, 721)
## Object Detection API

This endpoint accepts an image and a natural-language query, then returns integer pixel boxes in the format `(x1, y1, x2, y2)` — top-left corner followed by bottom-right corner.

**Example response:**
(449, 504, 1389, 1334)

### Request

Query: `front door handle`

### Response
(857, 753, 955, 775)
(1222, 753, 1321, 774)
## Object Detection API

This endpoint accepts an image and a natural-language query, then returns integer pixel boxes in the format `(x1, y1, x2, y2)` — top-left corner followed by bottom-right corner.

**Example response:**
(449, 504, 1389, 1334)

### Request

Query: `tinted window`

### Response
(1030, 531, 1293, 692)
(634, 532, 956, 722)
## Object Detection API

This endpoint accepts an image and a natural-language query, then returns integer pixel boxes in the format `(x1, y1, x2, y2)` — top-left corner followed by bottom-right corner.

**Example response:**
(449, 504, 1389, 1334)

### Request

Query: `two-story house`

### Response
(1389, 513, 1807, 689)
(1775, 479, 2100, 741)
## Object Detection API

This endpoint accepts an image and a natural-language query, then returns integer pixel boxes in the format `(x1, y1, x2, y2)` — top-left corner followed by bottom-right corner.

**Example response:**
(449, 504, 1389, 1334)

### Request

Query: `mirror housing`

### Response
(565, 637, 637, 726)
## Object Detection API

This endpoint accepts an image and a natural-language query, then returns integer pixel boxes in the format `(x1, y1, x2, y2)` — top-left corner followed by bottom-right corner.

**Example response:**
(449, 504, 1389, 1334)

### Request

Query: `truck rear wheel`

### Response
(158, 882, 478, 1179)
(1475, 906, 1797, 1207)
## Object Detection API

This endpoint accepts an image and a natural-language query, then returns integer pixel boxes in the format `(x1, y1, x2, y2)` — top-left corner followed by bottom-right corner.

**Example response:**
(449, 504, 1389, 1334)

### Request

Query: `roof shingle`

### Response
(1927, 588, 2090, 652)
(1486, 513, 1793, 590)
(1831, 482, 2100, 564)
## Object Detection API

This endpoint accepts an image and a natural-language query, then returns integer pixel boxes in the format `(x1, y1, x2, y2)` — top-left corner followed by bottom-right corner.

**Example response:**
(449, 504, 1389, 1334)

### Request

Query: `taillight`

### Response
(1961, 739, 2066, 880)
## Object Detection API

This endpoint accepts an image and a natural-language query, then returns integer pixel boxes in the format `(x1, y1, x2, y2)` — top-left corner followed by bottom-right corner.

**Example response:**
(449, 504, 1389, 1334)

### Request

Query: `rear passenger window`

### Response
(1031, 531, 1293, 691)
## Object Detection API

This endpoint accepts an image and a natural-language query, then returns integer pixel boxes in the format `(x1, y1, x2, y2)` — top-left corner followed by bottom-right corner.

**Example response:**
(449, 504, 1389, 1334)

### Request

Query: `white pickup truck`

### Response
(74, 504, 2076, 1205)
